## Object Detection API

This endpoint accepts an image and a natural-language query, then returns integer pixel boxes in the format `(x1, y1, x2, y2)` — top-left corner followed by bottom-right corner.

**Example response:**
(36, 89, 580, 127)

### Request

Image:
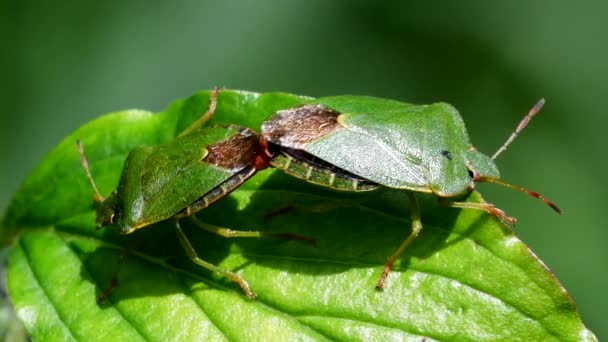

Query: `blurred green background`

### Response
(1, 1, 605, 339)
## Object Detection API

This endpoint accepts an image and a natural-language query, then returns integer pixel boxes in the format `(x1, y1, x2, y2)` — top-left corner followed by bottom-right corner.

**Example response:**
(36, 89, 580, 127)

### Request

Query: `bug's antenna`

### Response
(178, 87, 220, 137)
(77, 140, 105, 202)
(492, 98, 545, 160)
(478, 176, 561, 214)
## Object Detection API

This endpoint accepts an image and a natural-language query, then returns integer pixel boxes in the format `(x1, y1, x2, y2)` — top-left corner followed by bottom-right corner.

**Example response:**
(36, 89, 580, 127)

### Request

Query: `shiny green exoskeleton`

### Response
(78, 90, 265, 298)
(261, 95, 561, 289)
(90, 125, 259, 233)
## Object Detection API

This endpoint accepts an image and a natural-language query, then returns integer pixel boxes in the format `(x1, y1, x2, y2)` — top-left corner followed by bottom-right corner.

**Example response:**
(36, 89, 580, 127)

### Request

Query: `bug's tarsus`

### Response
(77, 139, 105, 202)
(491, 98, 545, 161)
(487, 207, 517, 225)
(478, 177, 562, 214)
(443, 200, 517, 225)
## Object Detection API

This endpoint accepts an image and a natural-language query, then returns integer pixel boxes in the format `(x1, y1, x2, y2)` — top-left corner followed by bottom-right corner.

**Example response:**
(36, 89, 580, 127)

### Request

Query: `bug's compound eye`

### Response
(109, 213, 115, 224)
(468, 169, 482, 181)
(465, 169, 480, 190)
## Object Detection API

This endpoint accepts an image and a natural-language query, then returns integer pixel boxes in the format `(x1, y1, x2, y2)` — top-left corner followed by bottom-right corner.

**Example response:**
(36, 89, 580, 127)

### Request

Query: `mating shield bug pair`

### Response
(78, 89, 560, 298)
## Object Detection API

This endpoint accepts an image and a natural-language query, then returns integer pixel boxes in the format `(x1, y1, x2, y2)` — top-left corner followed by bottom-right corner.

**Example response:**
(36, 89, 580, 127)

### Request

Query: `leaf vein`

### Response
(295, 314, 438, 341)
(244, 252, 559, 339)
(174, 275, 230, 340)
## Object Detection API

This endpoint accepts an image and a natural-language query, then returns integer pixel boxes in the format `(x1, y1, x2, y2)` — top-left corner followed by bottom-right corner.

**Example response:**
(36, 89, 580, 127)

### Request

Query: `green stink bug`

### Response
(77, 90, 281, 299)
(260, 96, 560, 289)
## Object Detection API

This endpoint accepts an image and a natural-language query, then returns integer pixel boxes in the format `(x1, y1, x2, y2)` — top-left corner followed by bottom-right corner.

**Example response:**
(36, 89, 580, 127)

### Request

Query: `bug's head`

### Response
(95, 190, 120, 230)
(465, 147, 500, 185)
(465, 99, 561, 214)
(95, 193, 140, 234)
(77, 140, 132, 232)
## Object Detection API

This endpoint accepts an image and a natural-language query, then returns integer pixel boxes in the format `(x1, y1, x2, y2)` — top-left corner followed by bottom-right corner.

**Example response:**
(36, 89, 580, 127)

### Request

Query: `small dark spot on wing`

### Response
(441, 150, 452, 160)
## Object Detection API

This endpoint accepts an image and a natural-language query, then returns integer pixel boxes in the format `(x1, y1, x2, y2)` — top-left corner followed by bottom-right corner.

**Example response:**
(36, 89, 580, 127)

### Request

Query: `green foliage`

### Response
(1, 90, 595, 341)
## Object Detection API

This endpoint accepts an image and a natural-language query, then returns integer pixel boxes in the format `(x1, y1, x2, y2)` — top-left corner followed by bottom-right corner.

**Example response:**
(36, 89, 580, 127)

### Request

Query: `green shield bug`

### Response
(77, 90, 290, 299)
(260, 95, 561, 289)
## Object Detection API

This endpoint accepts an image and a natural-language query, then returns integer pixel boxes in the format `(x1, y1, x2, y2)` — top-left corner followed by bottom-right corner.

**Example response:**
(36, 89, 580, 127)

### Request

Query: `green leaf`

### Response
(1, 90, 596, 341)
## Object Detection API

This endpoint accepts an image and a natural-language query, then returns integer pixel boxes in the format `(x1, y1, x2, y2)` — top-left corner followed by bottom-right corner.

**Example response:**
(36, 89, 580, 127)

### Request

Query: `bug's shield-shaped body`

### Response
(98, 126, 259, 233)
(262, 96, 499, 197)
(261, 95, 513, 290)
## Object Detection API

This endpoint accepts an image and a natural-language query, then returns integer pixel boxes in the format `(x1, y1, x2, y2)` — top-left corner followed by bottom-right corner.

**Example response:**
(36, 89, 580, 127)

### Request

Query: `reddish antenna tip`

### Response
(547, 201, 562, 214)
(478, 177, 561, 215)
(524, 188, 562, 214)
(533, 98, 546, 112)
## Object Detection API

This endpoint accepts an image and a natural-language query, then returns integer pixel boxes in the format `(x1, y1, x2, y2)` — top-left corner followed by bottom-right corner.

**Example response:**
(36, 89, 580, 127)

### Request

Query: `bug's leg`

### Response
(97, 237, 140, 303)
(442, 201, 517, 225)
(178, 87, 220, 137)
(98, 270, 119, 304)
(264, 197, 369, 222)
(175, 220, 255, 299)
(191, 216, 316, 246)
(377, 192, 422, 290)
